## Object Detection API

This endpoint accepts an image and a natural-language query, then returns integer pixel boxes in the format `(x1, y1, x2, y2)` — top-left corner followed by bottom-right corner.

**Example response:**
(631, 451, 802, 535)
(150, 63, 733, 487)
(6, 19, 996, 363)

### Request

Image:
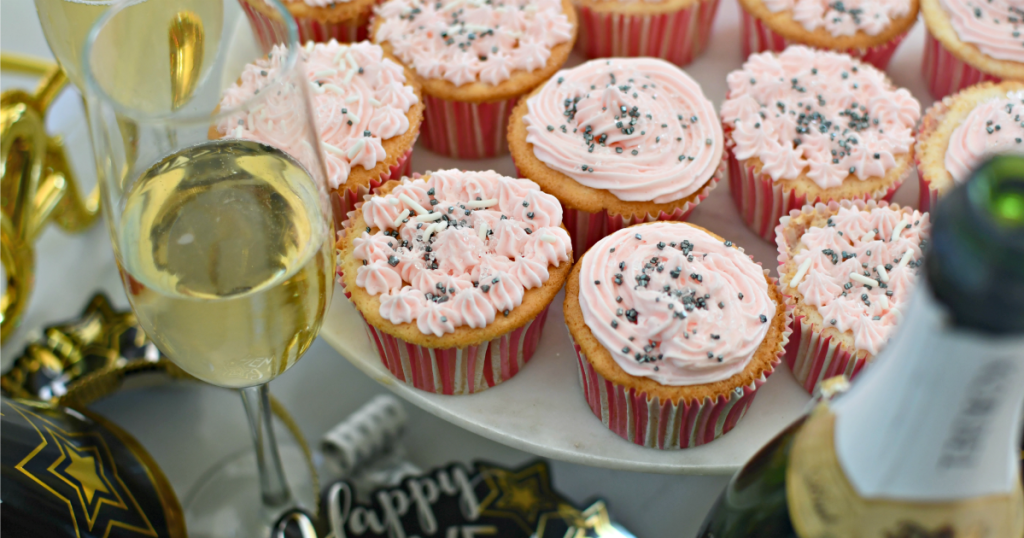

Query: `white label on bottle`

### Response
(832, 287, 1024, 501)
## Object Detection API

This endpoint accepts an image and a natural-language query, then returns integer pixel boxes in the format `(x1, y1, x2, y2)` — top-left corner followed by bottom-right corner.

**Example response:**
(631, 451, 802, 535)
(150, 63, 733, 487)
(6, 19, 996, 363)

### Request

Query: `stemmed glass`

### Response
(82, 1, 335, 535)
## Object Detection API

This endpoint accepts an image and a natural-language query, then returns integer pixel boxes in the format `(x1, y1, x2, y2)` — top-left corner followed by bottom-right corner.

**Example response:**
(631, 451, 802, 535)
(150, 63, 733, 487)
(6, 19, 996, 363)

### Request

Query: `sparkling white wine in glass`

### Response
(118, 140, 333, 389)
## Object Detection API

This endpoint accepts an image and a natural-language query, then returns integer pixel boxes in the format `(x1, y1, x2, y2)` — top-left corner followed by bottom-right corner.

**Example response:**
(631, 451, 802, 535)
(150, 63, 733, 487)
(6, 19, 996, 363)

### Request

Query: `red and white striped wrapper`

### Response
(420, 95, 517, 159)
(740, 10, 906, 70)
(336, 148, 414, 222)
(576, 0, 721, 67)
(916, 170, 941, 212)
(569, 311, 788, 449)
(561, 169, 720, 255)
(362, 306, 551, 394)
(727, 150, 903, 242)
(239, 0, 371, 52)
(784, 314, 866, 395)
(922, 28, 1000, 100)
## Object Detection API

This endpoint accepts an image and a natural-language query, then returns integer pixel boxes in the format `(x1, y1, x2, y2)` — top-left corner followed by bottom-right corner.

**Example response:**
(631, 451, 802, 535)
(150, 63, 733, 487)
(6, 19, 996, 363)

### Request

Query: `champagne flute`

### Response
(82, 1, 335, 535)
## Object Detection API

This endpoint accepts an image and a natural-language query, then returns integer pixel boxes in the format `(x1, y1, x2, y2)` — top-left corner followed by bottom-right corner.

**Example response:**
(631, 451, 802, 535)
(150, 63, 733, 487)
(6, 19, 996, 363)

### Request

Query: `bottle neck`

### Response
(831, 285, 1024, 501)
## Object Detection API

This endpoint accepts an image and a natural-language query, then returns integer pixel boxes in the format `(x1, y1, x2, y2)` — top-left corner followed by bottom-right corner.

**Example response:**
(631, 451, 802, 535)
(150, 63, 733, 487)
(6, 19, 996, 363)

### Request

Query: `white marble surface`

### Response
(1, 0, 934, 535)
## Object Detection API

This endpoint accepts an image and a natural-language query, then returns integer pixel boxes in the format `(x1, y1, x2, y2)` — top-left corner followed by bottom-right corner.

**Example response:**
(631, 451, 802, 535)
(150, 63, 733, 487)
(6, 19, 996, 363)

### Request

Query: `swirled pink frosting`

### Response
(788, 205, 929, 355)
(216, 41, 418, 189)
(524, 58, 723, 203)
(373, 0, 573, 86)
(578, 223, 775, 386)
(352, 170, 572, 336)
(939, 0, 1024, 63)
(721, 46, 920, 188)
(945, 90, 1024, 182)
(762, 0, 912, 37)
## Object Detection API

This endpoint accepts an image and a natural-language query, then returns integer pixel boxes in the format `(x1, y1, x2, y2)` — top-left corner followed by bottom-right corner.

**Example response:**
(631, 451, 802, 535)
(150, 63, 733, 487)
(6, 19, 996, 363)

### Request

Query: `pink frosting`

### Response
(578, 223, 775, 386)
(352, 170, 572, 335)
(763, 0, 912, 37)
(945, 90, 1024, 183)
(216, 41, 419, 189)
(721, 46, 920, 188)
(524, 58, 723, 203)
(373, 0, 573, 86)
(939, 0, 1024, 63)
(788, 205, 930, 355)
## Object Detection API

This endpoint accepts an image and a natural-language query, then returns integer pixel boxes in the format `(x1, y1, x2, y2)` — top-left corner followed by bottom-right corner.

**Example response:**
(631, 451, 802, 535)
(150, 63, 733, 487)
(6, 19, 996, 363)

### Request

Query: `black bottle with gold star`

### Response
(1, 397, 186, 537)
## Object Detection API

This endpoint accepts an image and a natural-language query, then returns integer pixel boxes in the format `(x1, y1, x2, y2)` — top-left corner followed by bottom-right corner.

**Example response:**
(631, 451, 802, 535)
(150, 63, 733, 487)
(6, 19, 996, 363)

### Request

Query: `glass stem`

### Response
(240, 384, 292, 508)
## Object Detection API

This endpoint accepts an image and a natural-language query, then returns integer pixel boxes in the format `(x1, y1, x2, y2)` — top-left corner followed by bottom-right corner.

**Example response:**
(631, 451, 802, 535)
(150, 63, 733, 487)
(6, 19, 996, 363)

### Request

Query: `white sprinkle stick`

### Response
(892, 308, 904, 323)
(860, 231, 876, 243)
(477, 223, 488, 242)
(398, 194, 429, 215)
(369, 97, 382, 107)
(322, 142, 346, 157)
(234, 126, 244, 139)
(346, 53, 358, 72)
(876, 264, 890, 283)
(899, 250, 913, 268)
(333, 46, 349, 65)
(346, 111, 361, 124)
(891, 218, 909, 241)
(540, 233, 557, 243)
(464, 198, 498, 209)
(415, 211, 443, 222)
(850, 273, 880, 287)
(324, 83, 345, 95)
(314, 69, 337, 78)
(392, 209, 410, 228)
(308, 80, 325, 94)
(880, 294, 890, 310)
(789, 259, 812, 289)
(346, 138, 366, 159)
(343, 69, 356, 85)
(387, 197, 400, 206)
(345, 94, 361, 104)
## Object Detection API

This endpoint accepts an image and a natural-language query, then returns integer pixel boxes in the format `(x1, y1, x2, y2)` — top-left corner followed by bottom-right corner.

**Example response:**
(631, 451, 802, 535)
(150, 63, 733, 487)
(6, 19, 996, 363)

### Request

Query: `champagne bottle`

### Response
(696, 155, 1024, 538)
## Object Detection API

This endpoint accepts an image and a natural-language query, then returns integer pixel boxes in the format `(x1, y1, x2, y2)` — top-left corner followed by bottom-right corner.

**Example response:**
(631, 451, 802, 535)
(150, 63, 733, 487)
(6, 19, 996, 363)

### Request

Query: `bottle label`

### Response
(787, 406, 1024, 538)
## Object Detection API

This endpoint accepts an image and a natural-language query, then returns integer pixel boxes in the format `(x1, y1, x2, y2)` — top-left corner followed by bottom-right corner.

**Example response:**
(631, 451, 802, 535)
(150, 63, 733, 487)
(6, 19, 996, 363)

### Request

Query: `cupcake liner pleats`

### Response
(420, 95, 517, 159)
(922, 29, 1001, 100)
(239, 0, 372, 52)
(576, 0, 721, 67)
(361, 306, 550, 394)
(784, 314, 867, 395)
(728, 150, 902, 242)
(337, 148, 414, 220)
(740, 10, 906, 70)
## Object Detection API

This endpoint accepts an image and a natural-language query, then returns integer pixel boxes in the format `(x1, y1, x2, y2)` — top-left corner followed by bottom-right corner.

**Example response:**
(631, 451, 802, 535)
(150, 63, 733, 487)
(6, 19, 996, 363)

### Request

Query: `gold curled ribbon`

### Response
(1, 53, 101, 341)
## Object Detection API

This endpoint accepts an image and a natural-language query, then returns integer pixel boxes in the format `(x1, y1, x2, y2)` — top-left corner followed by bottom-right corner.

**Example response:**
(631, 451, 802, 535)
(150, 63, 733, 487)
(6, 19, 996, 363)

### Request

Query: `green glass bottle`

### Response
(696, 155, 1024, 538)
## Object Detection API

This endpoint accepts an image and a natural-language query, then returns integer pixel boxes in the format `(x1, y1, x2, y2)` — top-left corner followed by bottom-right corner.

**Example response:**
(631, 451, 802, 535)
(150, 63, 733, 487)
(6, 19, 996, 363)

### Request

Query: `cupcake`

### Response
(239, 0, 378, 51)
(921, 0, 1024, 99)
(565, 222, 788, 449)
(509, 57, 723, 255)
(214, 41, 424, 221)
(575, 0, 721, 67)
(737, 0, 918, 70)
(372, 0, 577, 159)
(775, 200, 929, 395)
(337, 169, 573, 394)
(916, 81, 1024, 210)
(721, 46, 920, 241)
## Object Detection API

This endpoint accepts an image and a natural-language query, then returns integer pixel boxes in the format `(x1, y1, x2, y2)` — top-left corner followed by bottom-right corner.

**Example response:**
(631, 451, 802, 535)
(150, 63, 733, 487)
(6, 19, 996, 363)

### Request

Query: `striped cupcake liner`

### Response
(568, 313, 788, 449)
(576, 0, 721, 67)
(740, 10, 906, 70)
(336, 148, 414, 224)
(561, 165, 721, 255)
(784, 315, 866, 395)
(917, 174, 941, 212)
(420, 94, 517, 159)
(239, 0, 371, 53)
(361, 306, 550, 395)
(728, 151, 902, 242)
(922, 28, 1000, 100)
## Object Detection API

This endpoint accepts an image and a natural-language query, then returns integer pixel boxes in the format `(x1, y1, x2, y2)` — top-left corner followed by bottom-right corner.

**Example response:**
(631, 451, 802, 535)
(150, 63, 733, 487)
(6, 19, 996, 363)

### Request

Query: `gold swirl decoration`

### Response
(1, 53, 101, 341)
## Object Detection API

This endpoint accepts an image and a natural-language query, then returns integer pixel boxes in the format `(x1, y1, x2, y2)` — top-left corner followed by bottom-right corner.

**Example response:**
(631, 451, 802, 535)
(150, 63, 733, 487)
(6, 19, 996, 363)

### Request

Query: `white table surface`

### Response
(0, 0, 933, 535)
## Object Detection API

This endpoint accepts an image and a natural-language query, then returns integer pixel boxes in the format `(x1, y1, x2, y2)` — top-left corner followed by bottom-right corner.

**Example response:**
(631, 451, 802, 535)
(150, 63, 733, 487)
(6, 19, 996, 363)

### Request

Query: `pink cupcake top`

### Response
(785, 204, 929, 355)
(578, 223, 775, 386)
(217, 41, 419, 189)
(762, 0, 912, 37)
(373, 0, 573, 86)
(945, 89, 1024, 182)
(352, 170, 572, 336)
(524, 58, 723, 203)
(938, 0, 1024, 63)
(720, 46, 920, 189)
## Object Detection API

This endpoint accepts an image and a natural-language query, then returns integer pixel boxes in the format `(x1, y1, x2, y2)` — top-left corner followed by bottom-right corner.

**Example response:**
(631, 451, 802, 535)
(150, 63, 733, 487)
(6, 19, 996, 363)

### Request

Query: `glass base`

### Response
(181, 443, 317, 538)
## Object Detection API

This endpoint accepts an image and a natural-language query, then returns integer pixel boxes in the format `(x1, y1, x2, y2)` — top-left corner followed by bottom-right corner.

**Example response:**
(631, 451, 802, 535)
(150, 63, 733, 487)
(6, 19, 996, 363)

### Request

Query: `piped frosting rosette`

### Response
(775, 199, 930, 395)
(511, 57, 723, 254)
(721, 46, 920, 241)
(215, 40, 423, 222)
(564, 222, 790, 449)
(337, 169, 573, 394)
